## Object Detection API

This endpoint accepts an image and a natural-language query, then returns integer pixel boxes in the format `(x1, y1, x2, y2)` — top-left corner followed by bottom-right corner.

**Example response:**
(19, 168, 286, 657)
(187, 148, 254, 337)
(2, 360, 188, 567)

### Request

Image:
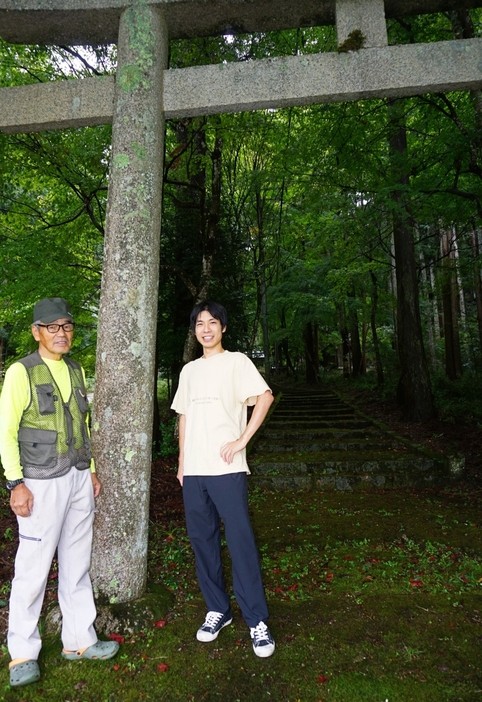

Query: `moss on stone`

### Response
(337, 29, 366, 53)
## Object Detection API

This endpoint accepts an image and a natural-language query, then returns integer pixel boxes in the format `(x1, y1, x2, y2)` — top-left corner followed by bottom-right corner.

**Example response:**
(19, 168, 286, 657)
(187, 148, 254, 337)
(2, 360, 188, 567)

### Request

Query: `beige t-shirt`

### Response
(171, 350, 271, 476)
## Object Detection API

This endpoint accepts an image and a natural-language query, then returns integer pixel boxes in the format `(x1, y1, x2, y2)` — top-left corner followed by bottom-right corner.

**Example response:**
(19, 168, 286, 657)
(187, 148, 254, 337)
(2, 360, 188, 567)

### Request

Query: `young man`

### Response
(0, 298, 119, 688)
(171, 300, 275, 658)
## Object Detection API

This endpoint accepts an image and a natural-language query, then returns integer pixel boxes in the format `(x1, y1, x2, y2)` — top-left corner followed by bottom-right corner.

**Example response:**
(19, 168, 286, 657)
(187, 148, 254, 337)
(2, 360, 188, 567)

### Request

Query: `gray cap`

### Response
(33, 297, 73, 324)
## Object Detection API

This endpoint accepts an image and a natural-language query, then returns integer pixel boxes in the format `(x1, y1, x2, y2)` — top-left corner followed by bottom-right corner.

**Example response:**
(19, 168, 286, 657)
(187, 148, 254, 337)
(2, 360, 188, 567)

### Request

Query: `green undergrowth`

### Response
(2, 487, 482, 701)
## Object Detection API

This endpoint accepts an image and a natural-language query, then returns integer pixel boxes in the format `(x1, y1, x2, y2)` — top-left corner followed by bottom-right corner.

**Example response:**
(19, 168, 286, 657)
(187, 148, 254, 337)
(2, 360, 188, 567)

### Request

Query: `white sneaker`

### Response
(250, 621, 275, 658)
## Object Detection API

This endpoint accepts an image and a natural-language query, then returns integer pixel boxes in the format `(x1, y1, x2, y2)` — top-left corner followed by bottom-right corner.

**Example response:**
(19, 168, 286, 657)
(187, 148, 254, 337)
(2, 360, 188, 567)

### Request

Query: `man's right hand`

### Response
(176, 463, 184, 487)
(10, 483, 34, 517)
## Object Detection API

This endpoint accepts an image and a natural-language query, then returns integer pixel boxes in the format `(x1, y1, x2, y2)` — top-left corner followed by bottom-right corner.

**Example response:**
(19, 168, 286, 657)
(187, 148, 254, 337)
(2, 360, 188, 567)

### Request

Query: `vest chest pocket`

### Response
(18, 427, 57, 469)
(36, 384, 56, 415)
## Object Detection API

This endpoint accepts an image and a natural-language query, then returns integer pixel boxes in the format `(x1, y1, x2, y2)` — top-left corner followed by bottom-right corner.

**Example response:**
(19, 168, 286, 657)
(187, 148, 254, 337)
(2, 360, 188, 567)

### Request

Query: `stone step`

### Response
(276, 407, 355, 417)
(266, 419, 373, 430)
(276, 402, 348, 412)
(249, 471, 448, 492)
(250, 456, 434, 474)
(261, 428, 383, 440)
(247, 388, 458, 491)
(254, 440, 406, 453)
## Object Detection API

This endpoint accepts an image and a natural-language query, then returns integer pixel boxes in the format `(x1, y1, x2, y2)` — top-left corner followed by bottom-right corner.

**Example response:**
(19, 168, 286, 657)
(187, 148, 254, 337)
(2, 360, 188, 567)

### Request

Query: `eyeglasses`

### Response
(36, 322, 75, 333)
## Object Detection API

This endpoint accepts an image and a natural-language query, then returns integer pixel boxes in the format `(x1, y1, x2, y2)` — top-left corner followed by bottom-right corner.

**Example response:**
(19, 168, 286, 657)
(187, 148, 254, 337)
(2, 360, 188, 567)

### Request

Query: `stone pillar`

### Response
(91, 3, 168, 603)
(336, 0, 388, 49)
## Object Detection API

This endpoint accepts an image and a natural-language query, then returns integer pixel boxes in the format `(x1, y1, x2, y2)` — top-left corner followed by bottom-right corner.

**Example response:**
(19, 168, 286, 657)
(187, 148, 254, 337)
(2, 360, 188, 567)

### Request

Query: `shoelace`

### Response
(204, 611, 223, 628)
(251, 622, 269, 642)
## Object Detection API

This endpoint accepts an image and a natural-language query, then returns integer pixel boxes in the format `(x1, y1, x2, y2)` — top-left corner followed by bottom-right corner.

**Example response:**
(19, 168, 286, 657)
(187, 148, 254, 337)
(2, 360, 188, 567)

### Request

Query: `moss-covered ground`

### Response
(1, 485, 481, 701)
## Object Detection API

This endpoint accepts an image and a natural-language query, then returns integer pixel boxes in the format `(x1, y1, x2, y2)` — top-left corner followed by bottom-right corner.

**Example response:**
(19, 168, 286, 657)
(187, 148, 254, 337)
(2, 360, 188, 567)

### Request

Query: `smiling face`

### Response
(31, 317, 73, 360)
(194, 310, 226, 356)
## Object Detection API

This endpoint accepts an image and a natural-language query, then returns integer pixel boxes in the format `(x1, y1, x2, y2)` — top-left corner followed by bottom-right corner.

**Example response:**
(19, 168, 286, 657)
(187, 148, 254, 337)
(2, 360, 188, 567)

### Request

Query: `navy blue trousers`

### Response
(182, 473, 268, 628)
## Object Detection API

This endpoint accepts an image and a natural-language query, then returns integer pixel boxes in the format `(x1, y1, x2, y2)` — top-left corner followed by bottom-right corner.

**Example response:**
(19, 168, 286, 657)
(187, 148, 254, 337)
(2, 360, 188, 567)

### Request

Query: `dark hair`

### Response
(190, 300, 228, 331)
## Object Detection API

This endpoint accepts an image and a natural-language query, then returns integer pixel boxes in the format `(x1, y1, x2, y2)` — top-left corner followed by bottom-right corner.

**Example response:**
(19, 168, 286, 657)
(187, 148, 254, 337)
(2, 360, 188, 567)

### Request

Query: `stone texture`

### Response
(0, 0, 480, 45)
(336, 0, 387, 48)
(248, 389, 464, 491)
(163, 38, 482, 117)
(89, 4, 168, 604)
(0, 77, 114, 134)
(3, 38, 481, 134)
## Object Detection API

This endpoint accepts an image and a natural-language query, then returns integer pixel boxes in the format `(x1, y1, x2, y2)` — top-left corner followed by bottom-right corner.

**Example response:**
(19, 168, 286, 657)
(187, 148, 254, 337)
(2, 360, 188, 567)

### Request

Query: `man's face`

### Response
(194, 310, 225, 352)
(31, 317, 73, 360)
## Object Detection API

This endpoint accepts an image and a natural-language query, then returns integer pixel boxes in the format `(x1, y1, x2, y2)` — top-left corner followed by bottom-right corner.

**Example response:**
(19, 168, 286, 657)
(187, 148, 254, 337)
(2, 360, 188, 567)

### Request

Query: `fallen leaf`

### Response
(155, 620, 166, 627)
(112, 664, 121, 671)
(317, 675, 329, 683)
(109, 633, 125, 644)
(409, 579, 423, 588)
(157, 663, 169, 672)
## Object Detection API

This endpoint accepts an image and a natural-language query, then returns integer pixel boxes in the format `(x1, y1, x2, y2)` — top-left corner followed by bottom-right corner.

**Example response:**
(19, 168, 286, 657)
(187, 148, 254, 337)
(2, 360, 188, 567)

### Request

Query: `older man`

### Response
(0, 298, 118, 688)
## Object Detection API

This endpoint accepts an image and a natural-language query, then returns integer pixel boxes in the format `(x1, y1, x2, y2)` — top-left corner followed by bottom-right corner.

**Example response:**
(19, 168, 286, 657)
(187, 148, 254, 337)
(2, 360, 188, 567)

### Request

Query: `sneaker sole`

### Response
(196, 617, 233, 643)
(252, 642, 275, 658)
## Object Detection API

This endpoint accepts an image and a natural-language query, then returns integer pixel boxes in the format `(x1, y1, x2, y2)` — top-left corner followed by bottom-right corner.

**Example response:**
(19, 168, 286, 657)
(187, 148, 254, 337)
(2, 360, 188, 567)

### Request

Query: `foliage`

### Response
(1, 12, 482, 407)
(431, 369, 482, 424)
(153, 417, 179, 459)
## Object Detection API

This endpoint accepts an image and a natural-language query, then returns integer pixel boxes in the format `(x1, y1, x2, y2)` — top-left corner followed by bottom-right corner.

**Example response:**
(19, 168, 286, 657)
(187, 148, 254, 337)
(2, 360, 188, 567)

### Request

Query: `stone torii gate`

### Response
(1, 0, 481, 605)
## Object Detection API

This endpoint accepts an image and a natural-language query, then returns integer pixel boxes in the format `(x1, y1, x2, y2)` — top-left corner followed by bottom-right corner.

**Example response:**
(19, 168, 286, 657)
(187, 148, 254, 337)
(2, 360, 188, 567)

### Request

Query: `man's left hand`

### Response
(220, 438, 247, 465)
(91, 472, 101, 498)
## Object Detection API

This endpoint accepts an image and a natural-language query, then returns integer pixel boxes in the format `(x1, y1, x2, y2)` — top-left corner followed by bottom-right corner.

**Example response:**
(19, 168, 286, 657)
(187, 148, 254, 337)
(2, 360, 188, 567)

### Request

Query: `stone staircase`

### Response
(248, 388, 462, 491)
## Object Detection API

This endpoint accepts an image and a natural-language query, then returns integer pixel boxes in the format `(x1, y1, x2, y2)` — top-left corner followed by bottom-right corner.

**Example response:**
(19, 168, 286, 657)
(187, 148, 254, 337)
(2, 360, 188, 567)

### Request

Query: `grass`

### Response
(1, 486, 482, 701)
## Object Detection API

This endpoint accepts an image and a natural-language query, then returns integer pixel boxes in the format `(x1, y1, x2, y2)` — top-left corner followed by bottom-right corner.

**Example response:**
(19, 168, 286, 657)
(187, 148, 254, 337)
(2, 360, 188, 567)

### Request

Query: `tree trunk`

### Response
(348, 295, 363, 378)
(452, 227, 467, 329)
(388, 98, 435, 421)
(337, 304, 351, 379)
(369, 271, 384, 386)
(361, 290, 367, 375)
(440, 229, 463, 379)
(182, 133, 223, 364)
(303, 321, 318, 385)
(91, 5, 167, 603)
(280, 310, 297, 378)
(472, 228, 482, 356)
(254, 189, 271, 380)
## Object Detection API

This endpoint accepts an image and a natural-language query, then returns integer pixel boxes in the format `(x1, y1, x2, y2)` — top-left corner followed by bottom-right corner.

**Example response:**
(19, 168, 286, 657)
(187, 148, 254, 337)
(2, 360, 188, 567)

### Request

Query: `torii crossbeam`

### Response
(0, 0, 481, 605)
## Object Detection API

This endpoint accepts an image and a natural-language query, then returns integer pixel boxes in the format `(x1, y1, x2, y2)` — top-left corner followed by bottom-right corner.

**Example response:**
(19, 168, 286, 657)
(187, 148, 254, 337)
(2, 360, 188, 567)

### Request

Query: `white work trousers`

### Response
(8, 467, 98, 660)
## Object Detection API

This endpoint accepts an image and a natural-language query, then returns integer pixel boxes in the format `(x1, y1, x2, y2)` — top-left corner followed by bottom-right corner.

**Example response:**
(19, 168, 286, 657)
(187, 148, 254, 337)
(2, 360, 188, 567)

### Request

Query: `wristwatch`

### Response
(6, 478, 24, 491)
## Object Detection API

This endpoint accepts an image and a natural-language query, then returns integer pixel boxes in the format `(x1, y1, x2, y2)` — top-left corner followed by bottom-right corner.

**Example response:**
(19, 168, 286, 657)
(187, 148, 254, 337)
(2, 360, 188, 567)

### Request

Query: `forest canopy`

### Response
(1, 9, 482, 425)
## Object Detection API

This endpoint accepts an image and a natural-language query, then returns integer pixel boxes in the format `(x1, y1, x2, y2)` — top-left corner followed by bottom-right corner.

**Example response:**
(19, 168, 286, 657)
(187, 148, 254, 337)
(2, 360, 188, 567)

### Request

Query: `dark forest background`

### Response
(1, 9, 482, 436)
